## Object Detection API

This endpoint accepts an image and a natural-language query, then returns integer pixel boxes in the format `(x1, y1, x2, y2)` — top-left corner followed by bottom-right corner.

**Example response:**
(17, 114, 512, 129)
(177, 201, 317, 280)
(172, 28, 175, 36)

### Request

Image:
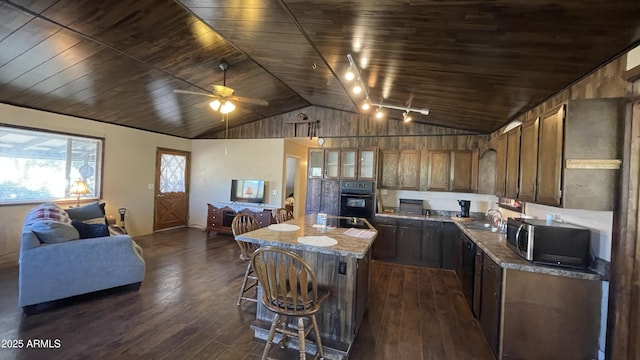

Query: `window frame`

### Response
(0, 123, 105, 206)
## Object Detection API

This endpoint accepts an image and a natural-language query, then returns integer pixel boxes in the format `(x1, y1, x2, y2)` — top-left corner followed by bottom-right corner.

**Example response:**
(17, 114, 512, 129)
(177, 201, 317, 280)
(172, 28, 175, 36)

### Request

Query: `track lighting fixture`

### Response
(344, 53, 430, 121)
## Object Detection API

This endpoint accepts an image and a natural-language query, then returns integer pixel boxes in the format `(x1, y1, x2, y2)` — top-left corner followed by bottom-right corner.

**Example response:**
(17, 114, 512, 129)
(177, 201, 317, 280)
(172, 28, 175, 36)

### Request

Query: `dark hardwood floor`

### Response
(0, 228, 494, 360)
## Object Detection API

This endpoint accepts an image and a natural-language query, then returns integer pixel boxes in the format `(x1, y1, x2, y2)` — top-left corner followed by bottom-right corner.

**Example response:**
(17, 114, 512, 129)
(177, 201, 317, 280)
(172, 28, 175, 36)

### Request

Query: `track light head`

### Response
(402, 111, 412, 122)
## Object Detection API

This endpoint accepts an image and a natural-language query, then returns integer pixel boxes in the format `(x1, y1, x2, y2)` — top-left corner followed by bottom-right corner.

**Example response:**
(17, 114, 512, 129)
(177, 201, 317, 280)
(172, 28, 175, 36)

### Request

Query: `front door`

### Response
(154, 148, 190, 231)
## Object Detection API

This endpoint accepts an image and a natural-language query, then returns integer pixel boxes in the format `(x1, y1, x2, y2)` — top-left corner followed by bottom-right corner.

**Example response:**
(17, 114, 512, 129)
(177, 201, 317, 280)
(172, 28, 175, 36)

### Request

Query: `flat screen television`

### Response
(230, 179, 266, 203)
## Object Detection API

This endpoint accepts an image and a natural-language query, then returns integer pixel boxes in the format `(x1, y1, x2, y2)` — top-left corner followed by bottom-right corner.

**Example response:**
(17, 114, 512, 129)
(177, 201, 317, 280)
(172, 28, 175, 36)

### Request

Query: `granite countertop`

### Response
(375, 212, 603, 281)
(236, 214, 377, 259)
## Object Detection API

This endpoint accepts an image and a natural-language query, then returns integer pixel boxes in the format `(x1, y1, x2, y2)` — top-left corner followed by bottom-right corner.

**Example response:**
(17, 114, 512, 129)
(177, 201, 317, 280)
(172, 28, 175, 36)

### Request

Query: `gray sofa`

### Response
(18, 203, 145, 311)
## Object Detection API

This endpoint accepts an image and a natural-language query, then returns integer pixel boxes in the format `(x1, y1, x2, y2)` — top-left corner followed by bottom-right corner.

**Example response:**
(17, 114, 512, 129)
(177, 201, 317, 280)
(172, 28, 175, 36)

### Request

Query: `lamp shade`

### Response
(69, 179, 90, 195)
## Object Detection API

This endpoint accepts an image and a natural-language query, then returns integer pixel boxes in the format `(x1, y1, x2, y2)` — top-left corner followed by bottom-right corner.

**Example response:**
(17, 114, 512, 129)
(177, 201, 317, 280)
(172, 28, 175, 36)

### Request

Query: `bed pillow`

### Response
(66, 201, 106, 224)
(71, 220, 110, 239)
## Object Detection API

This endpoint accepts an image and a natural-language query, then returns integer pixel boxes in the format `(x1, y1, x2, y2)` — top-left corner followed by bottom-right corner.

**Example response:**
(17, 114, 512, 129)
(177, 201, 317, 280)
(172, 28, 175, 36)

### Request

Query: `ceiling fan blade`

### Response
(212, 84, 235, 97)
(229, 95, 269, 107)
(174, 89, 216, 98)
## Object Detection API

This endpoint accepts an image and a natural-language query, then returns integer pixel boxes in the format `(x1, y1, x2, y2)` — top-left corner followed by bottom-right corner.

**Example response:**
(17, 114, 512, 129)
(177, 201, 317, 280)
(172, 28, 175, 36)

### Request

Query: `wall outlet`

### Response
(338, 261, 347, 275)
(381, 189, 388, 195)
(148, 183, 154, 190)
(272, 189, 277, 196)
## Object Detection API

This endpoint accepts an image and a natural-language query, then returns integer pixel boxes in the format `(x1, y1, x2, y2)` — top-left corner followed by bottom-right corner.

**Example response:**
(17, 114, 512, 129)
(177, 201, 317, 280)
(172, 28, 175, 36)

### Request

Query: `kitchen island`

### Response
(236, 214, 377, 359)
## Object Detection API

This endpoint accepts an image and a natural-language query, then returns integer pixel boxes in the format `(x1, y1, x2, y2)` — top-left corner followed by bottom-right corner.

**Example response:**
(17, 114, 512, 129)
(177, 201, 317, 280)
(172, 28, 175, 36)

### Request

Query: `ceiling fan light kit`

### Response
(175, 61, 268, 116)
(345, 53, 429, 122)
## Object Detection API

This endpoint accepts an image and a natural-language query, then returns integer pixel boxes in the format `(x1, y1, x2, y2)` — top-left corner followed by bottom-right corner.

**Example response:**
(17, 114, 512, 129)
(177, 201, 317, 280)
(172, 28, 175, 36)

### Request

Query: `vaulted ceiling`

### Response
(0, 0, 639, 138)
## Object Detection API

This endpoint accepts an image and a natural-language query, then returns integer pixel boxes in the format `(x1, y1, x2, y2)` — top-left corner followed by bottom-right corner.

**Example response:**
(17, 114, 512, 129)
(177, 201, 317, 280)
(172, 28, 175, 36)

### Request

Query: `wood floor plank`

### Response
(0, 228, 493, 360)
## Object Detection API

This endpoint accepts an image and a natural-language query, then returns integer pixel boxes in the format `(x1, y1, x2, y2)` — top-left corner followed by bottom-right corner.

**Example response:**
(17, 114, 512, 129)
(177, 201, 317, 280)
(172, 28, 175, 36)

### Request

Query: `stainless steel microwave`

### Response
(506, 218, 592, 269)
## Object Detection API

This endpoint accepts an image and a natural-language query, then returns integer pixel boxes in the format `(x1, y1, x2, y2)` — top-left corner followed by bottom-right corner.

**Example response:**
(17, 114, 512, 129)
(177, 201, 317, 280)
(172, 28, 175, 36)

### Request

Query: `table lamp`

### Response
(69, 179, 90, 207)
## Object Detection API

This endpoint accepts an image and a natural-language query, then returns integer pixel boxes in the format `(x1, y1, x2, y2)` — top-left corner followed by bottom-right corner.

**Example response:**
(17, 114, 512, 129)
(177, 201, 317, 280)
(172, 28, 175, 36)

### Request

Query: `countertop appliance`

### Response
(458, 200, 471, 217)
(339, 180, 375, 220)
(399, 198, 423, 214)
(506, 218, 591, 269)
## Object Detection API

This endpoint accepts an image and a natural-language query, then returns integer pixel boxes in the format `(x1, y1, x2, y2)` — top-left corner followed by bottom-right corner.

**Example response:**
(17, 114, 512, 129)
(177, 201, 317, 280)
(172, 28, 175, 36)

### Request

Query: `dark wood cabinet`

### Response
(425, 150, 450, 191)
(320, 179, 340, 216)
(340, 148, 358, 179)
(206, 204, 273, 236)
(518, 119, 539, 202)
(372, 218, 398, 261)
(472, 247, 483, 319)
(396, 219, 423, 265)
(422, 221, 442, 267)
(536, 104, 564, 207)
(380, 150, 420, 190)
(308, 148, 325, 178)
(495, 134, 507, 197)
(357, 147, 378, 180)
(480, 254, 502, 357)
(440, 222, 457, 270)
(450, 150, 478, 193)
(305, 178, 339, 216)
(505, 128, 521, 199)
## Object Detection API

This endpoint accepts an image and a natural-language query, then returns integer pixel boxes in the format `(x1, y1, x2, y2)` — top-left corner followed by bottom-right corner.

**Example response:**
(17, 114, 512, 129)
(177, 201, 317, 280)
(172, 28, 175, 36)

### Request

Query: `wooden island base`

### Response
(236, 214, 376, 360)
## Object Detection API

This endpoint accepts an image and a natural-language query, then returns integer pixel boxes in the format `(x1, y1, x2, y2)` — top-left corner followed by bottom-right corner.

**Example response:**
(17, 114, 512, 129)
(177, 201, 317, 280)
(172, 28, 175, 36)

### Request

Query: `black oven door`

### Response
(340, 193, 374, 219)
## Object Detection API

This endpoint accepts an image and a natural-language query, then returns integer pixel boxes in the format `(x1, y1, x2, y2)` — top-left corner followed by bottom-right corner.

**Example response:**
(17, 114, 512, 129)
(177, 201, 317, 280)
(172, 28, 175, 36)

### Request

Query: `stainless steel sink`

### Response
(464, 222, 499, 232)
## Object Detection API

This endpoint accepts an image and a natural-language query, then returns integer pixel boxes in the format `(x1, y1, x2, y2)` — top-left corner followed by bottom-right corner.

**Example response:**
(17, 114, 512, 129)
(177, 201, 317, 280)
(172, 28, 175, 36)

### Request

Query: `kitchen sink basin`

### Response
(464, 222, 499, 232)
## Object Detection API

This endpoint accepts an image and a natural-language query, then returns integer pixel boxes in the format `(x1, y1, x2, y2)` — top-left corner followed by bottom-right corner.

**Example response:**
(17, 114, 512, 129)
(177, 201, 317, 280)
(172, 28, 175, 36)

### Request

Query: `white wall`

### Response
(0, 104, 191, 267)
(188, 138, 285, 229)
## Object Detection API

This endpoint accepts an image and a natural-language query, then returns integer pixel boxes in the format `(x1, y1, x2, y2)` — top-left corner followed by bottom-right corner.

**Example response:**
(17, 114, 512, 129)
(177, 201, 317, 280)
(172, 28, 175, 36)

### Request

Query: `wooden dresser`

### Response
(206, 204, 274, 236)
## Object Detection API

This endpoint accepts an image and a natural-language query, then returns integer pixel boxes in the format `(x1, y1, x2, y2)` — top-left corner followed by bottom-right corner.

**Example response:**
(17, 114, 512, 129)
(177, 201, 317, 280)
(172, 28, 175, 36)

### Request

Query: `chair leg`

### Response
(311, 315, 324, 360)
(280, 316, 288, 348)
(262, 313, 280, 360)
(298, 317, 306, 360)
(237, 262, 252, 305)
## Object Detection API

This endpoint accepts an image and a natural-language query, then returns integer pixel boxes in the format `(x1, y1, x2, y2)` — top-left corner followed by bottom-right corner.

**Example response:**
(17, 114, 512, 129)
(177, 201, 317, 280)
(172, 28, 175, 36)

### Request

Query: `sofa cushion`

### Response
(31, 220, 80, 243)
(66, 201, 106, 224)
(71, 220, 110, 239)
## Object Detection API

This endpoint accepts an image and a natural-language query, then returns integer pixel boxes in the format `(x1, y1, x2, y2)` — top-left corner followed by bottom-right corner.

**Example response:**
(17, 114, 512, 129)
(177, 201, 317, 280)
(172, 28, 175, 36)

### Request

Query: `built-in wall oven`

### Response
(339, 180, 375, 222)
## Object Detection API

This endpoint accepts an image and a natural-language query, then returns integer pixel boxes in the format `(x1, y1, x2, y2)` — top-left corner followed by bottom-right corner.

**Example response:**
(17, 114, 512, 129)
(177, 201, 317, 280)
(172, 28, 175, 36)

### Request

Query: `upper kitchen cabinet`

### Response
(423, 150, 478, 193)
(494, 128, 519, 199)
(532, 99, 624, 210)
(505, 128, 521, 199)
(451, 150, 479, 193)
(380, 150, 420, 190)
(495, 134, 507, 197)
(340, 149, 358, 179)
(536, 105, 564, 206)
(357, 148, 378, 180)
(308, 148, 325, 178)
(425, 150, 450, 191)
(308, 148, 340, 179)
(518, 118, 539, 202)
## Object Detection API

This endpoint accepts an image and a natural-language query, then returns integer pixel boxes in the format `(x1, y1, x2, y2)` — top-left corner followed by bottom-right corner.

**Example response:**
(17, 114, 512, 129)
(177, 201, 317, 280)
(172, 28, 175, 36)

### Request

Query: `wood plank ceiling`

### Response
(0, 0, 639, 138)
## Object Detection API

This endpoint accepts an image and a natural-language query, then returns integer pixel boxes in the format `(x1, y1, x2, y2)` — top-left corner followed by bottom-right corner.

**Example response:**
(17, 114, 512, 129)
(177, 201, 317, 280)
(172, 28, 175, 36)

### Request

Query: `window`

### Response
(0, 125, 103, 204)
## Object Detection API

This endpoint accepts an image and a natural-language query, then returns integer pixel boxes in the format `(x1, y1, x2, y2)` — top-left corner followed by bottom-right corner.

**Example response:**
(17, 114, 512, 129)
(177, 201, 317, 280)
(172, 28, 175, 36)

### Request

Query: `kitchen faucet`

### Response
(485, 209, 504, 230)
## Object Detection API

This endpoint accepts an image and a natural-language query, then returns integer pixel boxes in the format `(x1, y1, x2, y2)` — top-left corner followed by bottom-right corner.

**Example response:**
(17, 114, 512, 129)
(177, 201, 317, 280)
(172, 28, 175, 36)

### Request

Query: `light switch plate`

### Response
(272, 189, 277, 195)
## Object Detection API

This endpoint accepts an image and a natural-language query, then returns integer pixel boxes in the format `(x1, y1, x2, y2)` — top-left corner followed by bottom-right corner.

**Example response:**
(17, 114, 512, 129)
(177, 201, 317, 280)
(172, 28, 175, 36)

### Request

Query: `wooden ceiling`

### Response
(0, 0, 639, 138)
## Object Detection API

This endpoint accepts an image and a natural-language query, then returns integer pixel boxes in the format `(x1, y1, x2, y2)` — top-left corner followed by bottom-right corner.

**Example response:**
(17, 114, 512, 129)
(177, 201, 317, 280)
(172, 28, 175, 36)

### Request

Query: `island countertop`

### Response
(236, 214, 377, 259)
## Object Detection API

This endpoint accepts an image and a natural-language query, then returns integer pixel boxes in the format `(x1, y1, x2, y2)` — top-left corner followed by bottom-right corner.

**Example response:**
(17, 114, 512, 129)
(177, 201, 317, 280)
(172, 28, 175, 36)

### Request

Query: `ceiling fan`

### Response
(174, 62, 269, 113)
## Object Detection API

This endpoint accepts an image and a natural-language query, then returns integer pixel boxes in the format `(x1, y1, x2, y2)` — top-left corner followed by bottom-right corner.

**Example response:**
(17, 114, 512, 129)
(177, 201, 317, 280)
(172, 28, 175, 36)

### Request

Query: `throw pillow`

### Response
(71, 220, 110, 239)
(66, 201, 106, 223)
(31, 220, 80, 243)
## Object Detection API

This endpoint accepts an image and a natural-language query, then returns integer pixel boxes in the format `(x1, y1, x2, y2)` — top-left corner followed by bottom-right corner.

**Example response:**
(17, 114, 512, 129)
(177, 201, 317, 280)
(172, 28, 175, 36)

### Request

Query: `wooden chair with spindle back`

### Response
(251, 246, 330, 360)
(231, 214, 261, 306)
(273, 208, 294, 224)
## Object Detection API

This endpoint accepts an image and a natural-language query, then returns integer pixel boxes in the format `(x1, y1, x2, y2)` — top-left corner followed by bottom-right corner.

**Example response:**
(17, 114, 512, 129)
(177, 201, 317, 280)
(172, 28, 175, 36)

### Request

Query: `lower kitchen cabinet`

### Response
(472, 247, 484, 318)
(396, 219, 423, 265)
(372, 217, 397, 261)
(422, 221, 442, 267)
(372, 217, 443, 268)
(441, 222, 457, 269)
(479, 254, 502, 357)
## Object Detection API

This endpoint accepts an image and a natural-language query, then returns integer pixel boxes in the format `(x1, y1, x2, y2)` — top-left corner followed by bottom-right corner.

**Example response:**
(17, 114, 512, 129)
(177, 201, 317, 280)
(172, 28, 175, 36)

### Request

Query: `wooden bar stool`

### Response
(273, 207, 294, 224)
(231, 214, 260, 305)
(251, 246, 330, 360)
